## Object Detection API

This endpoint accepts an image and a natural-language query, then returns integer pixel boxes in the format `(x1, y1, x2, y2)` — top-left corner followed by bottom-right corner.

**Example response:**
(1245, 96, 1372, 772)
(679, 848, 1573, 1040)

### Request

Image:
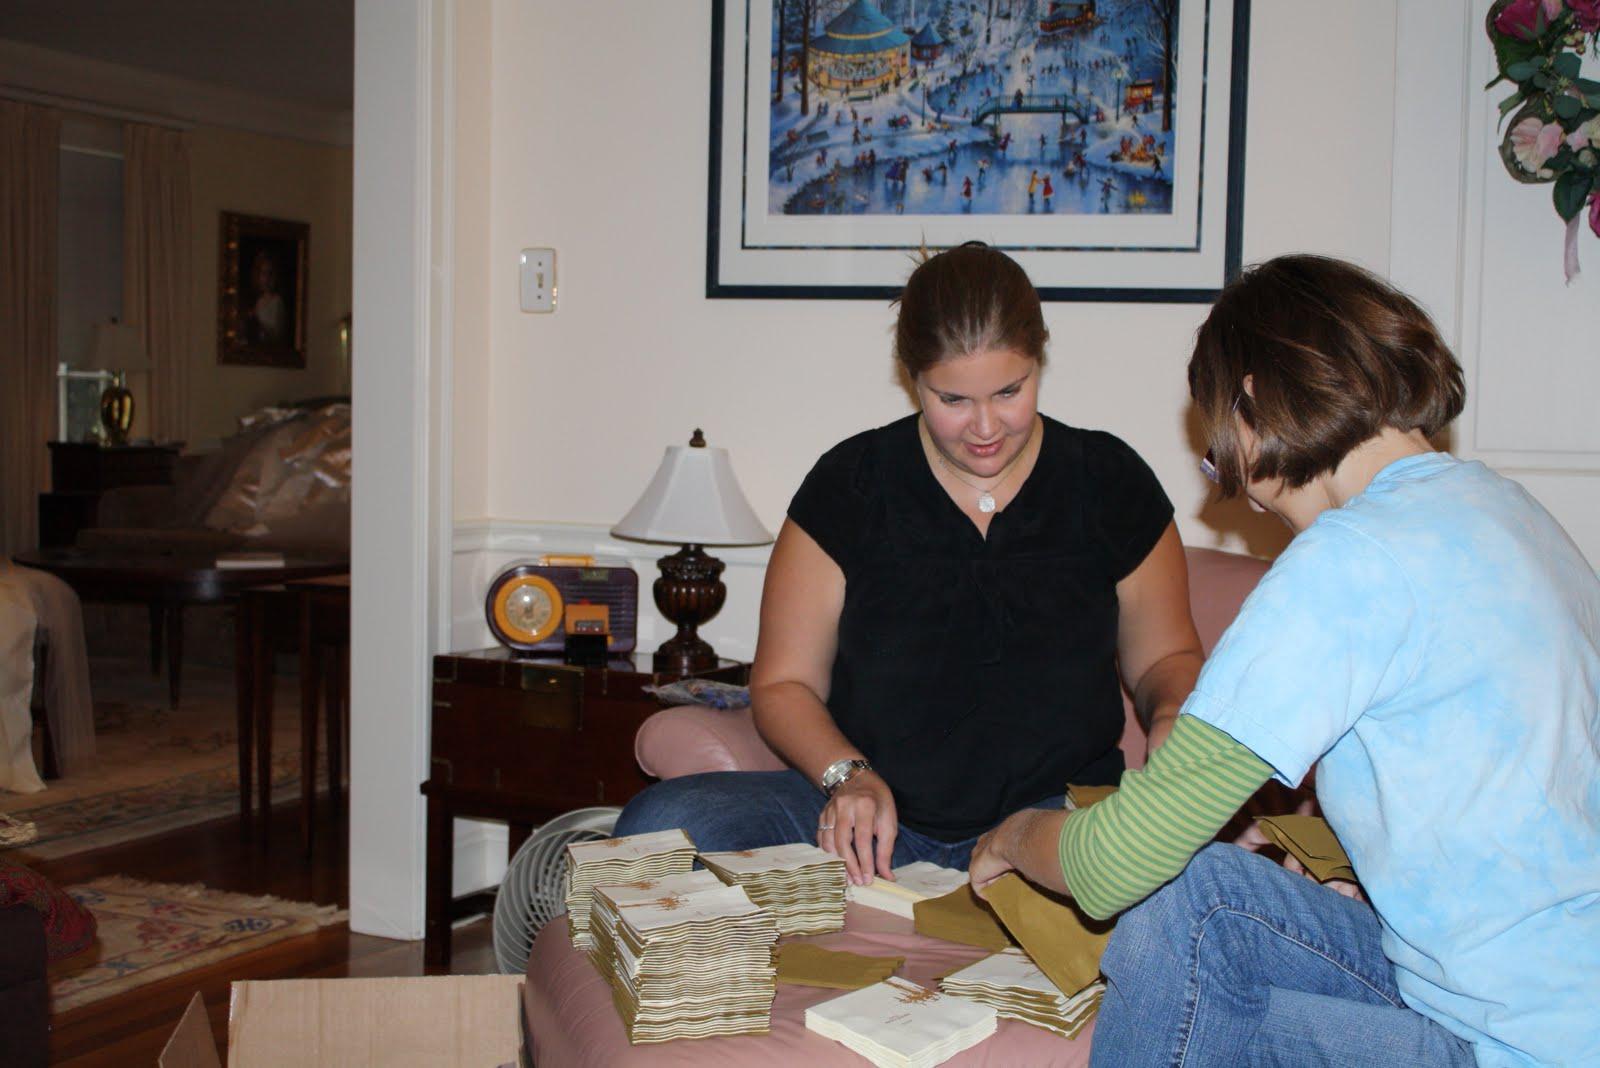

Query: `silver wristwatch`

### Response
(820, 757, 872, 796)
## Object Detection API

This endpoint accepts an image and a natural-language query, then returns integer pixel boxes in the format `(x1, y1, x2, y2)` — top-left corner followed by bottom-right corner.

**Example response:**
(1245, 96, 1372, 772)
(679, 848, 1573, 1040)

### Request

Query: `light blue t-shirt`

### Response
(1184, 453, 1600, 1068)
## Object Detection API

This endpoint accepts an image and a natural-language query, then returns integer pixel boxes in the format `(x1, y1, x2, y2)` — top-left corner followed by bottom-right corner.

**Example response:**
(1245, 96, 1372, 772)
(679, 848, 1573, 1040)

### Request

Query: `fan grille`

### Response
(492, 806, 620, 975)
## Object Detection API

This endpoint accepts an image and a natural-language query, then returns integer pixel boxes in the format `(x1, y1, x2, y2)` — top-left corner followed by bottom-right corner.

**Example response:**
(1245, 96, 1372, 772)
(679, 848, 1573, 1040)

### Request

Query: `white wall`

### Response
(1391, 1, 1600, 567)
(462, 1, 1396, 560)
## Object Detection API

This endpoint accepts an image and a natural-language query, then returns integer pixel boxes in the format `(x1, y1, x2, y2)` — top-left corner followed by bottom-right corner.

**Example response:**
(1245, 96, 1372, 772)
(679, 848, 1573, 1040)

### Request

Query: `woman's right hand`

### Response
(817, 770, 898, 886)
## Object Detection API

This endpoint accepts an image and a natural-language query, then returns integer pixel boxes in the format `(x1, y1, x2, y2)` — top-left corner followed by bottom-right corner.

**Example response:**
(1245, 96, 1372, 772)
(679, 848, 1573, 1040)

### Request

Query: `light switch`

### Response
(519, 248, 556, 313)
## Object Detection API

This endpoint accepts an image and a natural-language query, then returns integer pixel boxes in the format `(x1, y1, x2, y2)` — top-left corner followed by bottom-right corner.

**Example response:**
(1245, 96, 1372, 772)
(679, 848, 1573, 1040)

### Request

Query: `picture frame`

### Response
(218, 211, 309, 367)
(707, 0, 1250, 302)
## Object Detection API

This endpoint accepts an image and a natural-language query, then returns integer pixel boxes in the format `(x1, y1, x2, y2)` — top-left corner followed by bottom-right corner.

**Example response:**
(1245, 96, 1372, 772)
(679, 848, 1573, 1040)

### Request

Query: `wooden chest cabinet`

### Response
(39, 441, 183, 547)
(421, 648, 749, 965)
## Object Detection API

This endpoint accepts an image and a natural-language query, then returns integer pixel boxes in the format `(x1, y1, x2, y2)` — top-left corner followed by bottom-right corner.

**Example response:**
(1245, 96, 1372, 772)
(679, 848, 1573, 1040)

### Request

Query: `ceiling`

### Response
(0, 0, 352, 112)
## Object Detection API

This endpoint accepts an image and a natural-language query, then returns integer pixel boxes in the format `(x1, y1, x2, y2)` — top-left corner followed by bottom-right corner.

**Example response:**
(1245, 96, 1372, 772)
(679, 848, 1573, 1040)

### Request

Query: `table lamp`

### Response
(84, 321, 150, 445)
(612, 429, 774, 674)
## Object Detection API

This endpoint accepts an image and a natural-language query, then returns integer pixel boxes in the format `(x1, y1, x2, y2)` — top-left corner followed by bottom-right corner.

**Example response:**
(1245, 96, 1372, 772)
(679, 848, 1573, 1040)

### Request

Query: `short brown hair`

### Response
(893, 242, 1048, 378)
(1189, 254, 1464, 498)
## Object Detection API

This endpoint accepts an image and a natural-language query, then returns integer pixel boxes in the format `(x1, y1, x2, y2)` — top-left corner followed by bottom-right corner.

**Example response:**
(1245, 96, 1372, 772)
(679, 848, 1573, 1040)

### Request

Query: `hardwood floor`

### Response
(34, 802, 498, 1066)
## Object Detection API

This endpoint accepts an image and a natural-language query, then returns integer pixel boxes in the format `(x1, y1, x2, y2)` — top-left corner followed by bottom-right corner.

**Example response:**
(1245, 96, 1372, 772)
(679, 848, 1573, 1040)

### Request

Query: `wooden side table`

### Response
(421, 649, 749, 967)
(39, 441, 182, 547)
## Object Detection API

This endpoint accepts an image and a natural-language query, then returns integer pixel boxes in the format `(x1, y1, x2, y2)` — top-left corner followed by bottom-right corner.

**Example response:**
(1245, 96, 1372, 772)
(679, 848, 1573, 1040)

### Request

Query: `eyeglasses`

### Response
(1199, 395, 1243, 484)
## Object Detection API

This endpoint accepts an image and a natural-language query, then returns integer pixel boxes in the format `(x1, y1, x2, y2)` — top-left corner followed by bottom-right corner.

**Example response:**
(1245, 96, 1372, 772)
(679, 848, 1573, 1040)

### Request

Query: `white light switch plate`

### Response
(519, 248, 556, 313)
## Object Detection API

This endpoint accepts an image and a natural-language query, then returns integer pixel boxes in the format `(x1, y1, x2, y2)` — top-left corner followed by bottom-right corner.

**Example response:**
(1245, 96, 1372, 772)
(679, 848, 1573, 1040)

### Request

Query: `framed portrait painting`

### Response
(708, 0, 1250, 301)
(218, 212, 309, 367)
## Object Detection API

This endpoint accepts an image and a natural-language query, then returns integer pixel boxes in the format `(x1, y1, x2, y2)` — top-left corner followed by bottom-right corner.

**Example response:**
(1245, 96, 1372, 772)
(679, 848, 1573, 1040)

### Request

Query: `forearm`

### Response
(750, 680, 863, 787)
(1059, 715, 1272, 919)
(988, 808, 1071, 896)
(1132, 649, 1203, 750)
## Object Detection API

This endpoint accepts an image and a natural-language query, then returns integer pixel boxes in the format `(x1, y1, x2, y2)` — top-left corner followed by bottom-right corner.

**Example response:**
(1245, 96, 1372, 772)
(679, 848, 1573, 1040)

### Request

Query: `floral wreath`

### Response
(1487, 0, 1600, 280)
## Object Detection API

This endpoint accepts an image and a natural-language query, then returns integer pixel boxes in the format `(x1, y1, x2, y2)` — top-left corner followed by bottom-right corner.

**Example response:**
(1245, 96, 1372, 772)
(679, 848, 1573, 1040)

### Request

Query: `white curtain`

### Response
(123, 122, 192, 443)
(0, 100, 61, 558)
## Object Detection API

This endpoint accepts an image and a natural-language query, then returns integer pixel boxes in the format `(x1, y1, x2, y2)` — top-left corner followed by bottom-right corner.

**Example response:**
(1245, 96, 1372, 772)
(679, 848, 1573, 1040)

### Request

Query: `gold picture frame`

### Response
(217, 211, 309, 368)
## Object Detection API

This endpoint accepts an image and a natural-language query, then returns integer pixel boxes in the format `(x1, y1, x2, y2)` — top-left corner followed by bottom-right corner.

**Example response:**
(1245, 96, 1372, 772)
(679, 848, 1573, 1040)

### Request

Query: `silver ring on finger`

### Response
(818, 821, 835, 831)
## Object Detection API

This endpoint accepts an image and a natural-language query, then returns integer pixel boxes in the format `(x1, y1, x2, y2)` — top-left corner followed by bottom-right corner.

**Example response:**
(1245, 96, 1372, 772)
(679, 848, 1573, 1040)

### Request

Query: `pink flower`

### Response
(1566, 116, 1600, 150)
(1590, 193, 1600, 239)
(1495, 0, 1557, 38)
(1568, 0, 1600, 31)
(1510, 115, 1564, 173)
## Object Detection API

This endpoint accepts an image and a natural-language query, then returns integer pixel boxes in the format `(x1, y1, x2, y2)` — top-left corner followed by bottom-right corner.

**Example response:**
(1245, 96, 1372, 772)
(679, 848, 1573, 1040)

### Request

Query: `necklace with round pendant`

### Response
(920, 415, 1035, 515)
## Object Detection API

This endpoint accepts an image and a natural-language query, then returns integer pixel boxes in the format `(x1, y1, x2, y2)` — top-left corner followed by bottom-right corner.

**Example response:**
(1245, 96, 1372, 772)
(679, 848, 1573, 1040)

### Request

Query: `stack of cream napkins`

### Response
(589, 870, 779, 1044)
(564, 829, 697, 949)
(699, 843, 847, 935)
(847, 861, 969, 919)
(940, 947, 1104, 1039)
(805, 976, 998, 1066)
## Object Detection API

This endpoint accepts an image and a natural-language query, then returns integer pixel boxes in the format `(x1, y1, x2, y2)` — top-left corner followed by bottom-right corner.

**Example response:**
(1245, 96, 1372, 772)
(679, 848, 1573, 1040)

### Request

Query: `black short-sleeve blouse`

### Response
(788, 414, 1174, 841)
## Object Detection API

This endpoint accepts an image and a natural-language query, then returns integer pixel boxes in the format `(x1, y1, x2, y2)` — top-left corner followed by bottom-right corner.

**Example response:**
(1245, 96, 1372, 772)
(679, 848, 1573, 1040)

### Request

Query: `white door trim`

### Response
(348, 0, 453, 940)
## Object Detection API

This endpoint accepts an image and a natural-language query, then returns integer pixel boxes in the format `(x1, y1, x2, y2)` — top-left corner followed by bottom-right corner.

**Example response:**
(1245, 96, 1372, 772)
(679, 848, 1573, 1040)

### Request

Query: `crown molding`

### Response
(0, 38, 351, 146)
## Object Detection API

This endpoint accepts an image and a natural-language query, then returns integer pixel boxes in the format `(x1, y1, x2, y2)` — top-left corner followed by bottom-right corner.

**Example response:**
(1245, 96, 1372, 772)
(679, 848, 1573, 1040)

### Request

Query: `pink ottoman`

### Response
(523, 903, 1092, 1066)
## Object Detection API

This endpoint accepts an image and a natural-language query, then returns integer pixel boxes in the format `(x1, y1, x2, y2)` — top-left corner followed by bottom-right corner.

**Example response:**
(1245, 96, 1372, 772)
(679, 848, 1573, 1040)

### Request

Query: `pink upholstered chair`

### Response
(523, 547, 1270, 1066)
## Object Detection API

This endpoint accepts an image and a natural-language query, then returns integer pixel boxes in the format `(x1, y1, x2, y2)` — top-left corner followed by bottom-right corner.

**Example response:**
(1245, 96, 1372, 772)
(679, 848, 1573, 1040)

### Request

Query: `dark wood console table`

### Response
(421, 648, 749, 967)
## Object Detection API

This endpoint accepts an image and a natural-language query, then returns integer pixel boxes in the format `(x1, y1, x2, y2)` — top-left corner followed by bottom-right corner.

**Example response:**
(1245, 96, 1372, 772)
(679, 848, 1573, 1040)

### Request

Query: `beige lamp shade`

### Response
(612, 432, 773, 546)
(84, 322, 150, 373)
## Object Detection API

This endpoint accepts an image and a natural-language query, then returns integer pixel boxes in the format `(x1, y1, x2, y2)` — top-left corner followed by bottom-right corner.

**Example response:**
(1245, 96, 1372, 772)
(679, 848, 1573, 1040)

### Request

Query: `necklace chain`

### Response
(919, 416, 1035, 514)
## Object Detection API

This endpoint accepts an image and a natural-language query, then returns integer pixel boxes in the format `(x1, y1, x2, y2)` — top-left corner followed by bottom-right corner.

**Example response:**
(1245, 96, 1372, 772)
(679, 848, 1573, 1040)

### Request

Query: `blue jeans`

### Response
(614, 769, 1063, 871)
(1091, 844, 1476, 1067)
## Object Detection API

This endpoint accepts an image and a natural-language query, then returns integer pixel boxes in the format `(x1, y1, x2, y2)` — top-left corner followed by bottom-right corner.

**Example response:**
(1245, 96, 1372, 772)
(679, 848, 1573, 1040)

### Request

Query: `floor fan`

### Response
(492, 806, 620, 975)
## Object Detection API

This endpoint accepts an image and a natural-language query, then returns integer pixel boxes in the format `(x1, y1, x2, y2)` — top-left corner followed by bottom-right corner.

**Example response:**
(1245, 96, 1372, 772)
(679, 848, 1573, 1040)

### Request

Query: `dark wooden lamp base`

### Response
(650, 543, 726, 675)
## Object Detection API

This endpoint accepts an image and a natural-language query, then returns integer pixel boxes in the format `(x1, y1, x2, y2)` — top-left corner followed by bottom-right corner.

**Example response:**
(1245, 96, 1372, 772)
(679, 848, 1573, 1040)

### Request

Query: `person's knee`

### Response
(613, 776, 714, 838)
(1103, 844, 1258, 975)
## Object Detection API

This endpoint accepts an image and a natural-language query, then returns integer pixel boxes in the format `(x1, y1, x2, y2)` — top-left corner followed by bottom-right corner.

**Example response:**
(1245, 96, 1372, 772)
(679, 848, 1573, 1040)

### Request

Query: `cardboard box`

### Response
(160, 975, 529, 1067)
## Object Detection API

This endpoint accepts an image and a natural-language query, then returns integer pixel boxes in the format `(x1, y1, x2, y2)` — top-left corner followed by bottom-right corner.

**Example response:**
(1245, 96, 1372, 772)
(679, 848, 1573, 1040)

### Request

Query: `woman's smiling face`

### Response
(916, 347, 1041, 479)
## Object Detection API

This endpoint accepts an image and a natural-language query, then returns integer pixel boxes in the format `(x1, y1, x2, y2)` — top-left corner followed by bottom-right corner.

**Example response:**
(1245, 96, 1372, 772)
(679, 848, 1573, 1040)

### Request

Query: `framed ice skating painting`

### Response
(707, 0, 1249, 301)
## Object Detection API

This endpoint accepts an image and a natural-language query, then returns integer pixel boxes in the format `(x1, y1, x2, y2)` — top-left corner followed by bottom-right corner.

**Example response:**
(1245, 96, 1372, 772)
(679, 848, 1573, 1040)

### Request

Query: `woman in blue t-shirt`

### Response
(969, 255, 1600, 1066)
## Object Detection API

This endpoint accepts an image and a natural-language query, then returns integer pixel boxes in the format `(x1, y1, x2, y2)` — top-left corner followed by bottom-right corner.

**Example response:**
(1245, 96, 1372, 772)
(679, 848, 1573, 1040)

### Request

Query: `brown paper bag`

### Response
(774, 943, 904, 990)
(1255, 815, 1356, 883)
(983, 873, 1113, 997)
(913, 884, 1017, 952)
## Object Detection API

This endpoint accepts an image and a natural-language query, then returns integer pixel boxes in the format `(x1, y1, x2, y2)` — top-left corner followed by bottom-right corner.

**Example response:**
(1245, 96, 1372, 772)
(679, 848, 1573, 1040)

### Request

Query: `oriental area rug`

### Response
(2, 657, 314, 861)
(50, 876, 345, 1012)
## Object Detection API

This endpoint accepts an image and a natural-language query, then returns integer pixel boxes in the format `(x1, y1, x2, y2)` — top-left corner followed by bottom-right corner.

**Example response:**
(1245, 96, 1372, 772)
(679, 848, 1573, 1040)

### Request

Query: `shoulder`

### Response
(1257, 513, 1418, 615)
(800, 415, 914, 497)
(1043, 420, 1168, 508)
(1069, 425, 1157, 479)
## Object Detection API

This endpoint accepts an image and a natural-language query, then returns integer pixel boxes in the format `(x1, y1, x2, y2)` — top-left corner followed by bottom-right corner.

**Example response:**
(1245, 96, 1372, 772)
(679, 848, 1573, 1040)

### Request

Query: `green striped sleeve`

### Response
(1058, 714, 1273, 920)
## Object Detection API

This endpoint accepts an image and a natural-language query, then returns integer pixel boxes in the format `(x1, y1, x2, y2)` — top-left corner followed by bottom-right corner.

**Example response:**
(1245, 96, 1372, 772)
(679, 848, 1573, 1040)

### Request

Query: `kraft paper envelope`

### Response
(983, 873, 1112, 998)
(775, 944, 905, 990)
(913, 884, 1017, 953)
(1064, 784, 1117, 811)
(1255, 815, 1357, 883)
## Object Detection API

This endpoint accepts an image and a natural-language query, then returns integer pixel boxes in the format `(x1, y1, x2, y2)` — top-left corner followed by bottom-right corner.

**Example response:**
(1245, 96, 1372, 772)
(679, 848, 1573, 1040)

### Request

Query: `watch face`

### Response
(486, 568, 564, 649)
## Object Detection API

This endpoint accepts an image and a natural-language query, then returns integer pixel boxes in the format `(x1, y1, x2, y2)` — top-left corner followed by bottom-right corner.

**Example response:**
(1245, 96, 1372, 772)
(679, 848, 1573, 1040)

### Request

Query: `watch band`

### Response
(821, 757, 872, 796)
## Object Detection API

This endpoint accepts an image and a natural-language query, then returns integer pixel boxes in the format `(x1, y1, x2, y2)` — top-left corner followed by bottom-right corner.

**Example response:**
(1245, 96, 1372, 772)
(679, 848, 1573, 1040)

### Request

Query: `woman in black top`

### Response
(613, 244, 1204, 886)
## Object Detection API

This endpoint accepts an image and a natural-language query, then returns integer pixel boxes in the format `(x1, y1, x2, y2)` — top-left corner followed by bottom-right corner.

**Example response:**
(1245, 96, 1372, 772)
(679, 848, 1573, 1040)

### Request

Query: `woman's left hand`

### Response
(968, 811, 1027, 897)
